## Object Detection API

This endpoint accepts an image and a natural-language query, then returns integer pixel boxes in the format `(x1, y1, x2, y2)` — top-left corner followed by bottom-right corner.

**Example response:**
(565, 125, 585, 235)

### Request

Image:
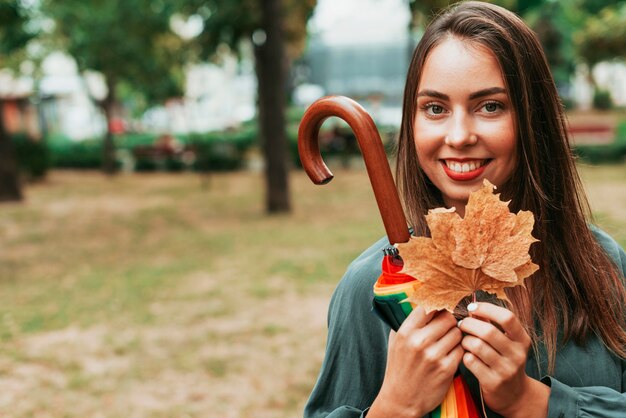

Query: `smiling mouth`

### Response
(443, 159, 489, 173)
(441, 159, 491, 181)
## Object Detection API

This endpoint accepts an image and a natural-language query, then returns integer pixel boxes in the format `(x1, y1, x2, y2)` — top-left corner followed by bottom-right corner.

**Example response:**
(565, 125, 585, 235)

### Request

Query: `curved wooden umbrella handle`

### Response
(298, 96, 410, 245)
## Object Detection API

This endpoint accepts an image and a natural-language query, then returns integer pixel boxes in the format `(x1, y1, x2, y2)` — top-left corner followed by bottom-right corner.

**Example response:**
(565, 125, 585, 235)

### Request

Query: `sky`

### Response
(308, 0, 410, 45)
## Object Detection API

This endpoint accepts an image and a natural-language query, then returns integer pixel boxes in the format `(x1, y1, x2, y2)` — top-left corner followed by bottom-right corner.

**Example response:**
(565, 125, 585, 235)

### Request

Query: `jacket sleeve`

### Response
(542, 229, 626, 418)
(304, 240, 390, 418)
(542, 372, 626, 418)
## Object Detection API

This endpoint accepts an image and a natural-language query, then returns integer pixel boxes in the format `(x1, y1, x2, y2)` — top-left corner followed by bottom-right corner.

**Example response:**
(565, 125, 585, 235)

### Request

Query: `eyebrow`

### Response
(469, 87, 507, 100)
(417, 90, 449, 100)
(417, 87, 507, 100)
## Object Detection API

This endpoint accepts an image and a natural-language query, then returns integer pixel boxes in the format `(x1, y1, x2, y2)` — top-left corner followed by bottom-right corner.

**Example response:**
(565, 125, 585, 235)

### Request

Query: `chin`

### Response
(442, 191, 470, 210)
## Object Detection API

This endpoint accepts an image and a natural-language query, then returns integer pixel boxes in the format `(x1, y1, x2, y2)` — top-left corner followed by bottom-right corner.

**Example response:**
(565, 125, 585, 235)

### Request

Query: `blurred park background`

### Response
(0, 0, 625, 416)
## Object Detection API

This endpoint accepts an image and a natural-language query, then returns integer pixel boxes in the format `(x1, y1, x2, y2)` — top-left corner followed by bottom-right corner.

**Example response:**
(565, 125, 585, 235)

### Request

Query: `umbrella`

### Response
(298, 95, 483, 418)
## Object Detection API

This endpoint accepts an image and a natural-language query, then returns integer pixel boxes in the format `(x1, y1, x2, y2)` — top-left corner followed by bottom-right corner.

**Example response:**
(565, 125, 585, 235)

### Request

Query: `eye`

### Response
(421, 102, 447, 117)
(430, 105, 444, 114)
(480, 101, 503, 113)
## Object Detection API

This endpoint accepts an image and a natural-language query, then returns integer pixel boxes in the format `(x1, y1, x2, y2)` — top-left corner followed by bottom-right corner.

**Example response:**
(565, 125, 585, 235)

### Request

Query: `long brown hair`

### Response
(396, 1, 626, 370)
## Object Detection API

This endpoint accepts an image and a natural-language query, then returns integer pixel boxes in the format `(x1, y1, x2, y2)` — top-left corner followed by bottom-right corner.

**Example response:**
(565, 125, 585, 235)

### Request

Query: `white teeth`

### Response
(445, 160, 485, 173)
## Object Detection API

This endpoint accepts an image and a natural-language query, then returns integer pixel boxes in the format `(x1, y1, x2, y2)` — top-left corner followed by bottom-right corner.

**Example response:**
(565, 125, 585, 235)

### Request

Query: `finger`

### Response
(421, 331, 464, 378)
(462, 334, 501, 368)
(463, 351, 496, 386)
(401, 311, 459, 355)
(439, 344, 465, 376)
(449, 344, 465, 367)
(458, 317, 510, 356)
(432, 325, 463, 354)
(399, 305, 436, 331)
(418, 311, 459, 342)
(418, 314, 462, 360)
(467, 302, 528, 343)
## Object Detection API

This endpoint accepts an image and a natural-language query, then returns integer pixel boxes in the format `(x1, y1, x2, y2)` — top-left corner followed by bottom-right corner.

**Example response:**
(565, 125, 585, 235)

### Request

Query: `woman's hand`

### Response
(368, 307, 464, 418)
(458, 302, 549, 418)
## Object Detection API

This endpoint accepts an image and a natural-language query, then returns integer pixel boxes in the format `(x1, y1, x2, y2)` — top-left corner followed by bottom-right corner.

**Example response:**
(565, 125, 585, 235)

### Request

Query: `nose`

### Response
(444, 113, 477, 148)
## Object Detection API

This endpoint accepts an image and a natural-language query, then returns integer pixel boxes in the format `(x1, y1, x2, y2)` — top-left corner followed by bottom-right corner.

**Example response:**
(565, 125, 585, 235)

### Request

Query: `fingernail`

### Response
(457, 319, 463, 328)
(467, 302, 478, 312)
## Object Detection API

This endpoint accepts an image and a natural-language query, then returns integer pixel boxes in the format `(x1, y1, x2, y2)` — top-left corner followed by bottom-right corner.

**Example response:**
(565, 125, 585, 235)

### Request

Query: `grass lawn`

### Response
(0, 163, 625, 417)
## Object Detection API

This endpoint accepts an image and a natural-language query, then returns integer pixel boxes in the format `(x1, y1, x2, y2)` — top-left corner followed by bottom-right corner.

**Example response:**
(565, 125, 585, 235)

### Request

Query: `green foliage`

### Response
(47, 130, 257, 172)
(0, 1, 37, 60)
(528, 2, 577, 89)
(575, 2, 626, 68)
(44, 106, 398, 172)
(48, 137, 105, 169)
(43, 0, 188, 105)
(407, 0, 544, 28)
(46, 114, 401, 172)
(179, 0, 259, 58)
(574, 143, 626, 164)
(42, 0, 195, 173)
(560, 95, 576, 110)
(408, 0, 462, 27)
(407, 1, 577, 87)
(190, 138, 247, 171)
(593, 89, 614, 110)
(12, 134, 49, 180)
(180, 0, 316, 61)
(579, 0, 623, 14)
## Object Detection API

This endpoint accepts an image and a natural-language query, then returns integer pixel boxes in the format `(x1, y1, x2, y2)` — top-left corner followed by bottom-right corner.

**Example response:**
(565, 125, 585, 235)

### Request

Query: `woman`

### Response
(304, 2, 626, 417)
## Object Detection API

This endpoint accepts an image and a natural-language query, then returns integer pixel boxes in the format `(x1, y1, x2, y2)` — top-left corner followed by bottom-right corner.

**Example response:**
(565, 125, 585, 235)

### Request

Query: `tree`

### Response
(406, 0, 556, 31)
(180, 0, 316, 214)
(575, 2, 626, 82)
(0, 1, 37, 202)
(407, 0, 460, 32)
(43, 0, 188, 174)
(407, 1, 580, 95)
(255, 0, 290, 212)
(578, 0, 623, 14)
(527, 2, 577, 92)
(407, 0, 546, 29)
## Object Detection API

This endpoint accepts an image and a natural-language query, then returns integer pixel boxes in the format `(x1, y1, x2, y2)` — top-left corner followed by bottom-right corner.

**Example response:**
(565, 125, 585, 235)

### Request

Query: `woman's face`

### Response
(414, 37, 517, 216)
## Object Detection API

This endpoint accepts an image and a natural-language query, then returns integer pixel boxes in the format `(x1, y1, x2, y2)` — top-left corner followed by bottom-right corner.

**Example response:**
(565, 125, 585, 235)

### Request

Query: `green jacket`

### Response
(304, 227, 626, 418)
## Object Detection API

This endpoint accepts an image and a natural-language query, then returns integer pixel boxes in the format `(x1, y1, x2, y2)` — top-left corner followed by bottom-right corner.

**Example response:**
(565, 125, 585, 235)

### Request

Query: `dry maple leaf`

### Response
(396, 180, 539, 313)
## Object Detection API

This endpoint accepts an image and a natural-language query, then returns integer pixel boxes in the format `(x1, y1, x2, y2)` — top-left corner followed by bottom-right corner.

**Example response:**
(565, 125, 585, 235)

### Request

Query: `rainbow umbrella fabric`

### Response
(373, 252, 483, 418)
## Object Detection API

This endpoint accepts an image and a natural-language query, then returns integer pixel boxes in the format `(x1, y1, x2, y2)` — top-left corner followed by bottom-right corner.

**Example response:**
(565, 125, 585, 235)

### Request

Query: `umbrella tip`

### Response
(315, 176, 334, 185)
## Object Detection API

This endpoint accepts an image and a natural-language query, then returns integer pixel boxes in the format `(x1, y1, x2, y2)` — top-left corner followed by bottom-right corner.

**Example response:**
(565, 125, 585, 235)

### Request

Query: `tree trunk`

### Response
(585, 62, 598, 90)
(101, 80, 118, 175)
(0, 100, 23, 202)
(255, 0, 291, 214)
